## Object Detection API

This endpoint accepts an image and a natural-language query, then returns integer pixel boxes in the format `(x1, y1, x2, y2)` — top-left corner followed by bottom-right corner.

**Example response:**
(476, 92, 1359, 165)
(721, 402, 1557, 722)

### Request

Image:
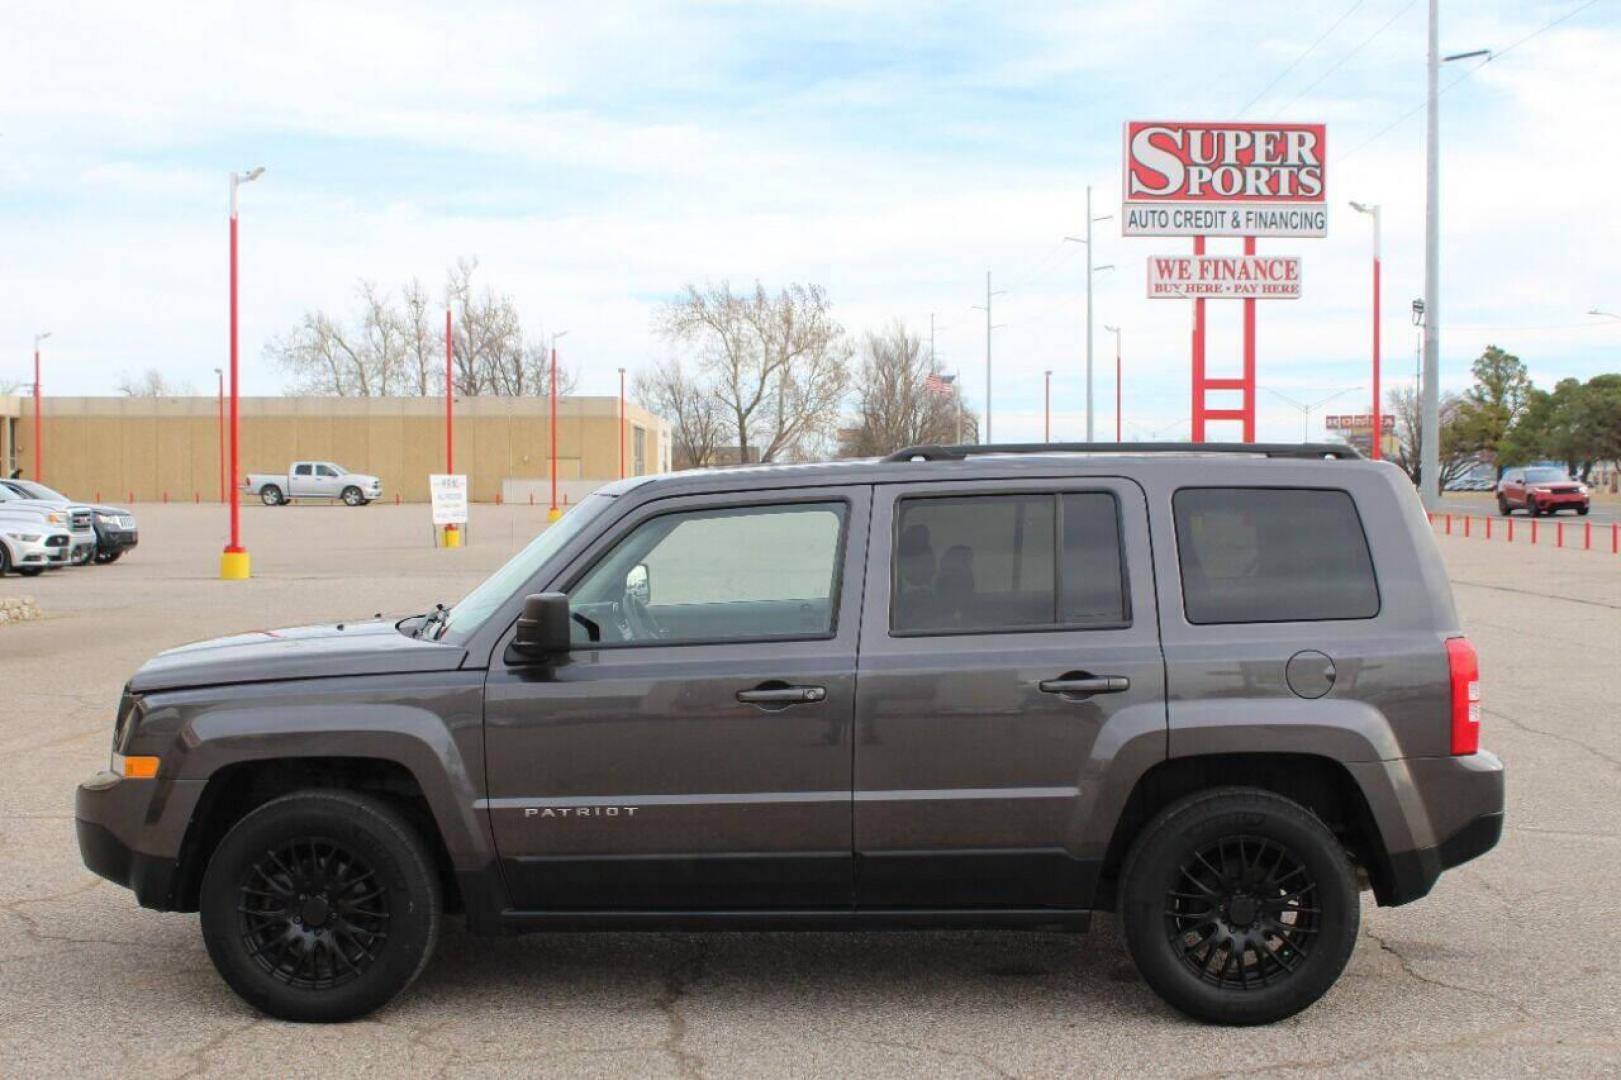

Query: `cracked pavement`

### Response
(2, 503, 1618, 1077)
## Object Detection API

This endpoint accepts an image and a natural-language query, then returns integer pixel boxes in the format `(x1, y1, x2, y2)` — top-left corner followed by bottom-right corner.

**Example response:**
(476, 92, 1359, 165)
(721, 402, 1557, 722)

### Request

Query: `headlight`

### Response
(96, 512, 120, 524)
(48, 511, 65, 524)
(4, 532, 42, 543)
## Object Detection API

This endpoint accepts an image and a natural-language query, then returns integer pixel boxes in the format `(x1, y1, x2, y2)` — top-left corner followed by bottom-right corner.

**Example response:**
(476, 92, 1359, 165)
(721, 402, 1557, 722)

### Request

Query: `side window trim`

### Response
(558, 496, 854, 651)
(888, 488, 1133, 638)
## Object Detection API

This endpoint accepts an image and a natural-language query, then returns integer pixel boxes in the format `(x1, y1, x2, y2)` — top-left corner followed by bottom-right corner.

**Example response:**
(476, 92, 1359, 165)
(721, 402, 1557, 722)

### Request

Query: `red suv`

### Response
(1497, 467, 1591, 516)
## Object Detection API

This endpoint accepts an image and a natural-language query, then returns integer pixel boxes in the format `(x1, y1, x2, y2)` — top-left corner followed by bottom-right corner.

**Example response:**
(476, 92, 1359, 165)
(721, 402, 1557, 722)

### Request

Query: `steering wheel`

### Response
(620, 586, 668, 642)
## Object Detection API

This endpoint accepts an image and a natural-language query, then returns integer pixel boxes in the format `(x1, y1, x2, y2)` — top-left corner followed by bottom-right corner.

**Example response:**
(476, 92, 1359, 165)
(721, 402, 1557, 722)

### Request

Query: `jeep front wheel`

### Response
(1118, 788, 1359, 1025)
(199, 790, 441, 1023)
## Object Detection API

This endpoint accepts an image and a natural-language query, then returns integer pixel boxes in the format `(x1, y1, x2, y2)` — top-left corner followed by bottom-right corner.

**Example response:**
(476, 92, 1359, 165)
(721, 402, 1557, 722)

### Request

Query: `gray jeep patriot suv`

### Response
(76, 442, 1504, 1025)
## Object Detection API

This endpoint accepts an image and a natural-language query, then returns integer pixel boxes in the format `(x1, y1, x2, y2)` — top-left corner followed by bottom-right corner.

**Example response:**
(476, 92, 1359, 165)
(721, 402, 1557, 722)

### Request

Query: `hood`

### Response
(89, 505, 135, 517)
(130, 619, 466, 693)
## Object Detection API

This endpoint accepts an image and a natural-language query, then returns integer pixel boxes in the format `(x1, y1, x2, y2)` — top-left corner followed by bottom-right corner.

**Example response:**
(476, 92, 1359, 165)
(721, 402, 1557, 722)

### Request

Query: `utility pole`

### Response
(1065, 186, 1114, 441)
(1104, 325, 1123, 442)
(1421, 0, 1441, 506)
(970, 273, 1005, 443)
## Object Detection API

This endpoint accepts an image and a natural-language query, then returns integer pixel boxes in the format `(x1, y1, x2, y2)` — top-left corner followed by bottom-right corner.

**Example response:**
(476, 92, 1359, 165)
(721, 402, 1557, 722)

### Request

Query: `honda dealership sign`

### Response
(1123, 122, 1327, 237)
(1147, 254, 1301, 299)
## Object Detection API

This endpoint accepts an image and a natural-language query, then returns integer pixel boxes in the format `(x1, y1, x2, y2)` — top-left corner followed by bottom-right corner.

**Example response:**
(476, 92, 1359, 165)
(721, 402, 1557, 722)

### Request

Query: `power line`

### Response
(1236, 0, 1367, 117)
(1341, 0, 1602, 161)
(1274, 0, 1418, 114)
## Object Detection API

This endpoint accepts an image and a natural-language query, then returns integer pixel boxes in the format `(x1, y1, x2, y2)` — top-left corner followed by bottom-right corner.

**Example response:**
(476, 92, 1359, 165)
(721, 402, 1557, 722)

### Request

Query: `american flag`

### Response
(924, 372, 956, 397)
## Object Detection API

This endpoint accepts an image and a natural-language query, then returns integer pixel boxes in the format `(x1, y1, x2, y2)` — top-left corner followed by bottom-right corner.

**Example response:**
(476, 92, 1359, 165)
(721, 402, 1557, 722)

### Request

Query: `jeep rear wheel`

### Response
(199, 790, 441, 1023)
(1119, 788, 1359, 1026)
(261, 485, 285, 507)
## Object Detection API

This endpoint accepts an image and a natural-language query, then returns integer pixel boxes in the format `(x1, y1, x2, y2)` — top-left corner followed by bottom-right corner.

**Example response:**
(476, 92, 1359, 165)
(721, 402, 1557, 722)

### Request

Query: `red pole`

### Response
(216, 370, 225, 503)
(445, 309, 454, 475)
(1371, 248, 1383, 460)
(1191, 236, 1206, 442)
(1584, 521, 1591, 550)
(32, 344, 42, 482)
(1486, 517, 1492, 540)
(618, 367, 627, 479)
(548, 345, 560, 520)
(225, 193, 242, 560)
(1242, 236, 1256, 443)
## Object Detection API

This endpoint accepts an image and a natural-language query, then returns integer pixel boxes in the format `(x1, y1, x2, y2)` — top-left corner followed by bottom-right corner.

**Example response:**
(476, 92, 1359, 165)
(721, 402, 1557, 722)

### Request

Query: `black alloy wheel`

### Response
(200, 790, 440, 1022)
(1119, 788, 1358, 1025)
(1163, 835, 1319, 991)
(237, 836, 391, 991)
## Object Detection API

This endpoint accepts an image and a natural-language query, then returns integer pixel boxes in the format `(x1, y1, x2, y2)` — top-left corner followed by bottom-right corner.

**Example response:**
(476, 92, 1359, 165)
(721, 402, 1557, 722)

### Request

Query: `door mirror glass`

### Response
(625, 563, 651, 604)
(511, 592, 572, 659)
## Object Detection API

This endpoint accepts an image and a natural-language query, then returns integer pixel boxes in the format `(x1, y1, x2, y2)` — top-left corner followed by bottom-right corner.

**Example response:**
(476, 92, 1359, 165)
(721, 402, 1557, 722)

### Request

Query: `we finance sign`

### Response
(1147, 255, 1301, 299)
(1123, 122, 1327, 238)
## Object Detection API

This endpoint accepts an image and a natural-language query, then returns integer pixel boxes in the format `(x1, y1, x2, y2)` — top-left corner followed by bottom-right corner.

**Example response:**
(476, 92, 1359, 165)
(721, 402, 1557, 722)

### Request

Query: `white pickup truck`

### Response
(243, 461, 383, 506)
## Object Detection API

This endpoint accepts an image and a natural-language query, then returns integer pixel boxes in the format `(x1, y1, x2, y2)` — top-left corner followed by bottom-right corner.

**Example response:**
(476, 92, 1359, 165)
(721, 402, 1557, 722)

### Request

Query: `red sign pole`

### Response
(32, 342, 42, 482)
(444, 310, 454, 475)
(547, 346, 561, 522)
(1371, 221, 1383, 460)
(1191, 236, 1206, 442)
(1242, 236, 1257, 442)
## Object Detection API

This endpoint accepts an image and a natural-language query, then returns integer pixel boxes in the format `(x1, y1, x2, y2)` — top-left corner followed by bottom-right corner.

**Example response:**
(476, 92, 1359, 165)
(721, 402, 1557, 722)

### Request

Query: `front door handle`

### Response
(737, 685, 827, 706)
(1039, 675, 1130, 697)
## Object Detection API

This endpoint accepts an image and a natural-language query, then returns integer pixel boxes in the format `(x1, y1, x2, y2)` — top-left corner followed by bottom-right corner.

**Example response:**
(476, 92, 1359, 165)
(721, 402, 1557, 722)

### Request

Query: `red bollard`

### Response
(162, 492, 168, 504)
(195, 492, 200, 504)
(497, 492, 503, 506)
(1426, 511, 1434, 525)
(1508, 519, 1514, 543)
(1485, 518, 1492, 540)
(1557, 521, 1564, 548)
(95, 491, 101, 503)
(395, 493, 400, 505)
(1613, 523, 1619, 555)
(529, 492, 534, 506)
(128, 491, 134, 504)
(1531, 520, 1538, 545)
(1464, 515, 1471, 537)
(1444, 513, 1452, 535)
(1585, 522, 1592, 550)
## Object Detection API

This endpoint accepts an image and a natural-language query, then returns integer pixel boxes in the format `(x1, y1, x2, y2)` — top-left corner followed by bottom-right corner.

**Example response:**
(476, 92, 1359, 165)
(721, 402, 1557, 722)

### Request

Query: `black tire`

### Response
(1526, 498, 1540, 517)
(1578, 506, 1589, 516)
(261, 485, 285, 507)
(72, 546, 94, 567)
(199, 790, 441, 1023)
(94, 549, 123, 564)
(342, 486, 363, 507)
(0, 543, 10, 576)
(1119, 788, 1359, 1026)
(16, 566, 44, 576)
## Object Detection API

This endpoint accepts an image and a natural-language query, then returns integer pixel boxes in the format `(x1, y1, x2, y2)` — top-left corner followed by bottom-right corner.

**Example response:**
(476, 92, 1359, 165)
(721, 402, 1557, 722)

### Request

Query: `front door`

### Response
(484, 486, 870, 911)
(853, 478, 1165, 909)
(290, 463, 318, 498)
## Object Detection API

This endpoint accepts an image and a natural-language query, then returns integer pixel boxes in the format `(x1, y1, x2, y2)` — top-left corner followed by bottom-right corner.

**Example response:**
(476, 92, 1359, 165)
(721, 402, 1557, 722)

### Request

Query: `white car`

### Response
(0, 480, 97, 564)
(243, 461, 383, 506)
(0, 508, 74, 576)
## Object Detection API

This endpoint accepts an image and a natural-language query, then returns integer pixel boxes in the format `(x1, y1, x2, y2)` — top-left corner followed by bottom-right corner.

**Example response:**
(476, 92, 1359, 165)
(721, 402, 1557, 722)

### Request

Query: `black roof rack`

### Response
(882, 441, 1362, 463)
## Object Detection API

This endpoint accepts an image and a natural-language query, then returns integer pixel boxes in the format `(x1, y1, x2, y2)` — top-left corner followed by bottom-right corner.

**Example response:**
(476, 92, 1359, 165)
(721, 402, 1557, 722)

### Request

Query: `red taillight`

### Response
(1446, 637, 1480, 755)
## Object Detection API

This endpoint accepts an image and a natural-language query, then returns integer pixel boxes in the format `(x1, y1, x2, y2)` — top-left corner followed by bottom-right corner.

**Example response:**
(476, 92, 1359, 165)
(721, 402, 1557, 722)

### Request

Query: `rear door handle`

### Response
(737, 685, 827, 706)
(1038, 676, 1130, 697)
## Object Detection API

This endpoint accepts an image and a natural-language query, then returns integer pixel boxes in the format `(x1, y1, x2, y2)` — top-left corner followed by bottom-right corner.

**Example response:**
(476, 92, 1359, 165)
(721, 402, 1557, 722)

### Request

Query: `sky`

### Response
(4, 0, 1619, 445)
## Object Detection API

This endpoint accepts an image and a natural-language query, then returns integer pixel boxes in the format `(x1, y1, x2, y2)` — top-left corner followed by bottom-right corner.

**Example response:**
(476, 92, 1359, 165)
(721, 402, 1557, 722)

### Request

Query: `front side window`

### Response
(317, 464, 340, 478)
(1174, 488, 1379, 625)
(568, 502, 846, 646)
(891, 491, 1127, 634)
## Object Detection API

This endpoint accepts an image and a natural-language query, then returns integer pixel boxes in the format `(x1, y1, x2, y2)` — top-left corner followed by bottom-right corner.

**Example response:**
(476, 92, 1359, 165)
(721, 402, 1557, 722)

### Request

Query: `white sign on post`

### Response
(429, 474, 468, 526)
(1147, 254, 1302, 299)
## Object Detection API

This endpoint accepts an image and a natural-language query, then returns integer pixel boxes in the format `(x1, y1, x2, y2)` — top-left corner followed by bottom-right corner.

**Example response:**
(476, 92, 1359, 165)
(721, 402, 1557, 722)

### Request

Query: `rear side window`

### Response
(892, 492, 1127, 634)
(1173, 488, 1379, 624)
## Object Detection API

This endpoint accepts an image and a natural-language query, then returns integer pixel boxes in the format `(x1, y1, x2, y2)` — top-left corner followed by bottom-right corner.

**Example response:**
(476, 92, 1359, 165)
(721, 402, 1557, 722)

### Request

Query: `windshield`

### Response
(436, 493, 614, 640)
(1523, 468, 1572, 483)
(13, 480, 66, 501)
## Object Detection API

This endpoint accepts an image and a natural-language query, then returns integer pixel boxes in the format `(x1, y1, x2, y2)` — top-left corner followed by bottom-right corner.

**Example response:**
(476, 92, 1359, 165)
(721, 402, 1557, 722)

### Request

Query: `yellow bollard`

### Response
(219, 550, 252, 580)
(546, 506, 562, 523)
(443, 525, 462, 548)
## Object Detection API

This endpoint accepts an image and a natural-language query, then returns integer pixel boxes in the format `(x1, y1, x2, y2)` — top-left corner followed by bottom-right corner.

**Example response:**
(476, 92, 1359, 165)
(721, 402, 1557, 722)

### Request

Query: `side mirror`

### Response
(625, 563, 651, 604)
(511, 593, 572, 660)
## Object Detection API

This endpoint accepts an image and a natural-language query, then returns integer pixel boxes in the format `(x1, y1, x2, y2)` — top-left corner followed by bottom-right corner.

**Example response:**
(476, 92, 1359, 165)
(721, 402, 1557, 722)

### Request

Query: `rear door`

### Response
(289, 463, 317, 498)
(853, 477, 1166, 909)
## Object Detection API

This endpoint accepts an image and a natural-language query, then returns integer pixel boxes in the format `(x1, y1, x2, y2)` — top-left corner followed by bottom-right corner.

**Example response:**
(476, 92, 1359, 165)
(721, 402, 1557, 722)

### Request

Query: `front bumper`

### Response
(96, 526, 139, 554)
(1527, 491, 1588, 509)
(75, 770, 181, 909)
(7, 533, 71, 567)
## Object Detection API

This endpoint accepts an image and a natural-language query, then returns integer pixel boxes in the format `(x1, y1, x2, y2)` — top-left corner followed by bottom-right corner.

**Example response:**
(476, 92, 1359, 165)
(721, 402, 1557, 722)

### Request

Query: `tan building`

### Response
(0, 394, 669, 503)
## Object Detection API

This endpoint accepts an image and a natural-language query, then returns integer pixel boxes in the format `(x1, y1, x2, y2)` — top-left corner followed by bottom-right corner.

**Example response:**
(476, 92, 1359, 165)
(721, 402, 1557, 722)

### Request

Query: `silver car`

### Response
(0, 481, 96, 564)
(0, 506, 74, 575)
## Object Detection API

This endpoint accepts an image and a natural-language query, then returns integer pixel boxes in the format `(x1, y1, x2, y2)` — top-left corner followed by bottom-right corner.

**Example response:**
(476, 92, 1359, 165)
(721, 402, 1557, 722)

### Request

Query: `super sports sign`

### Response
(1122, 122, 1327, 237)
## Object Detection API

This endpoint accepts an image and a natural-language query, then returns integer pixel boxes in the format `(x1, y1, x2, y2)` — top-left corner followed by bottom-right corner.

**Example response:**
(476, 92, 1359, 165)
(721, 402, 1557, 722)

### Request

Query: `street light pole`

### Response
(1066, 187, 1113, 441)
(1263, 386, 1359, 443)
(221, 166, 264, 581)
(214, 367, 224, 503)
(970, 274, 1005, 442)
(1043, 370, 1052, 442)
(31, 332, 50, 482)
(1104, 324, 1122, 443)
(1351, 202, 1383, 460)
(618, 367, 627, 479)
(548, 331, 568, 522)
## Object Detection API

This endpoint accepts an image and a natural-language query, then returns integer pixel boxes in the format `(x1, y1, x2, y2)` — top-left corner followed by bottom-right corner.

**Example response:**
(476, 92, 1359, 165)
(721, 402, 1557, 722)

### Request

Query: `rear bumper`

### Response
(1355, 750, 1506, 907)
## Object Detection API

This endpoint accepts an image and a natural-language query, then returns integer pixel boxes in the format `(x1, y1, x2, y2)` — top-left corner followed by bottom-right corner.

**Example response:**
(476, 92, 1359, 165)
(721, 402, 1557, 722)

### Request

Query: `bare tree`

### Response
(656, 281, 850, 463)
(843, 322, 970, 456)
(400, 279, 443, 396)
(635, 357, 723, 469)
(117, 369, 194, 397)
(1386, 383, 1476, 488)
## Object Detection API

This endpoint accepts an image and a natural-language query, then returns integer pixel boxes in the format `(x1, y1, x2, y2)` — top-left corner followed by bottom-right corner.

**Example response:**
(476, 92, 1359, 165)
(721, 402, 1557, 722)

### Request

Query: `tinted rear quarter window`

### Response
(1174, 488, 1379, 624)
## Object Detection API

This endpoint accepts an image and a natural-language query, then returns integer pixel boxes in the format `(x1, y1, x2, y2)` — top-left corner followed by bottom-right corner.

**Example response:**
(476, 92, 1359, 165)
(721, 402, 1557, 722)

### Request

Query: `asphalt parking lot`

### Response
(2, 502, 1618, 1078)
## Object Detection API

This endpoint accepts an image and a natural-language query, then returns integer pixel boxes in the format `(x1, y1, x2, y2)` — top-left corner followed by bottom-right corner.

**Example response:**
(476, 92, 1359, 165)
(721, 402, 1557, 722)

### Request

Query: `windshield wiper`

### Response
(416, 603, 450, 640)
